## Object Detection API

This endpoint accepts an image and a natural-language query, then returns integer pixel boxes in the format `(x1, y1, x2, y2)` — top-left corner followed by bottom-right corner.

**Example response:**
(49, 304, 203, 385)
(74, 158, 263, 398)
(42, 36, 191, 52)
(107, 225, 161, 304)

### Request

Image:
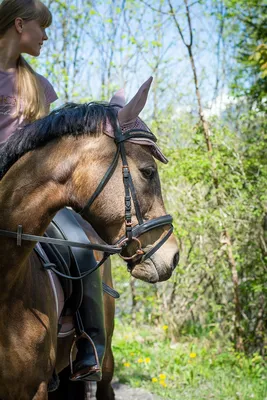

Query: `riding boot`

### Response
(70, 267, 106, 382)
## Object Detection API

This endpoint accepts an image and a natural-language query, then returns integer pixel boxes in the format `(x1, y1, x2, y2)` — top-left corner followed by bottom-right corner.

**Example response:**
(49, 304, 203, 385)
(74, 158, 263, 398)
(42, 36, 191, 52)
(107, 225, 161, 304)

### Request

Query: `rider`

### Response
(0, 0, 106, 382)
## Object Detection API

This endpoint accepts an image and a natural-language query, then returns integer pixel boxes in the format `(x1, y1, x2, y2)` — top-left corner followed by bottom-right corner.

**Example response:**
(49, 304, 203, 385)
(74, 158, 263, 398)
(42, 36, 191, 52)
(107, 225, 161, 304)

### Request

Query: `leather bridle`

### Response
(0, 118, 173, 280)
(79, 119, 173, 263)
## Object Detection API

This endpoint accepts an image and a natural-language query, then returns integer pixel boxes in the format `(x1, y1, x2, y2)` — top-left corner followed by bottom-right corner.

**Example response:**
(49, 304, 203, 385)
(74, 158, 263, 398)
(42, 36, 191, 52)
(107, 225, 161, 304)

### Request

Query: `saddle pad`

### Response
(36, 243, 75, 337)
(47, 269, 75, 337)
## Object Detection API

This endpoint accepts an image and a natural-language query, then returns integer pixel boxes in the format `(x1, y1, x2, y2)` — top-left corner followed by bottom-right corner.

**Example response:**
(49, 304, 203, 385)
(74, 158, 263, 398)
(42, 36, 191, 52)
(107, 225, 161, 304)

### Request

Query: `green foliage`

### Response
(112, 0, 267, 358)
(222, 0, 267, 110)
(114, 108, 267, 355)
(112, 321, 267, 399)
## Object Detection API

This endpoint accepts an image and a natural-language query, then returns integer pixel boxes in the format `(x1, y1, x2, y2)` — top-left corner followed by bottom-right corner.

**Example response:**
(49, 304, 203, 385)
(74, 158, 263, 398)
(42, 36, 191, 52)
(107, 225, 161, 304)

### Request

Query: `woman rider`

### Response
(0, 0, 105, 383)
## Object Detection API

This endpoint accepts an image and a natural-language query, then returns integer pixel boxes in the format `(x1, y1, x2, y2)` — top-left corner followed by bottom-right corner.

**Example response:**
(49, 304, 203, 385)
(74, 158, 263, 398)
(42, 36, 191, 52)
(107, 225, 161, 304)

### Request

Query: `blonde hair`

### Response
(0, 0, 52, 121)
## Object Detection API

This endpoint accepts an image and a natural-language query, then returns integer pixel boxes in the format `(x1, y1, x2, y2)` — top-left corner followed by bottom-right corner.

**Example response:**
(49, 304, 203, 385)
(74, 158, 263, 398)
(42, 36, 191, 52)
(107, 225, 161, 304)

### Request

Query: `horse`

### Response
(0, 77, 179, 400)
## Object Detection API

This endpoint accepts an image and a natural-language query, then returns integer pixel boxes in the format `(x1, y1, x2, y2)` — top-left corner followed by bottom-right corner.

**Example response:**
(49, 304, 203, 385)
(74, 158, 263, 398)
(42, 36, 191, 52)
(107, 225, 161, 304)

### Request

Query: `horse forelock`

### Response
(0, 102, 118, 180)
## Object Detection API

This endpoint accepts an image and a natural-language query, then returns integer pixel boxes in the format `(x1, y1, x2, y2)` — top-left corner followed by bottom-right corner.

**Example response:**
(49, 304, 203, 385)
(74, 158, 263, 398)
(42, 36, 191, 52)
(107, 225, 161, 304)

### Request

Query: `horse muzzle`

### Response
(125, 236, 179, 283)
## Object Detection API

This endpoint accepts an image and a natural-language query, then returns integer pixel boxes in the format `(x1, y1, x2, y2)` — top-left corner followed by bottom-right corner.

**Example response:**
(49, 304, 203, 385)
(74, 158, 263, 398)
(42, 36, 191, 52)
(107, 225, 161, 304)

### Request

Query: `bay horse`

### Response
(0, 78, 179, 400)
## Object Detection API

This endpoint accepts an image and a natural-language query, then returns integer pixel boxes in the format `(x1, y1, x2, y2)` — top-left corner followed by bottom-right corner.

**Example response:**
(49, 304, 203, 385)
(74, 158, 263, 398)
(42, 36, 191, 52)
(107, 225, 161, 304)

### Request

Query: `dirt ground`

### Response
(87, 381, 163, 400)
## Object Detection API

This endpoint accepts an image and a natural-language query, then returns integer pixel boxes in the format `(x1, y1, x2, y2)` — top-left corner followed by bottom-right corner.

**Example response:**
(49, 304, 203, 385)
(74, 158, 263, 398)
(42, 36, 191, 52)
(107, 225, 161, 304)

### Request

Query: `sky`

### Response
(35, 0, 236, 118)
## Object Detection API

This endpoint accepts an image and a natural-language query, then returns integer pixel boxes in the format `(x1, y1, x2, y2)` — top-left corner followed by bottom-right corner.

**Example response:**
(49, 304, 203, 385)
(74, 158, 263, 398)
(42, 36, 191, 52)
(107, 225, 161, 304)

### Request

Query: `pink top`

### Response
(0, 68, 58, 144)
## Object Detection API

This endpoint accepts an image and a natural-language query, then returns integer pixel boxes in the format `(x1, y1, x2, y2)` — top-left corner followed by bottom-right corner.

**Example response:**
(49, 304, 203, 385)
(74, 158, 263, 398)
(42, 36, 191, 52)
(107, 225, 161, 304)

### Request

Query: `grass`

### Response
(112, 319, 267, 400)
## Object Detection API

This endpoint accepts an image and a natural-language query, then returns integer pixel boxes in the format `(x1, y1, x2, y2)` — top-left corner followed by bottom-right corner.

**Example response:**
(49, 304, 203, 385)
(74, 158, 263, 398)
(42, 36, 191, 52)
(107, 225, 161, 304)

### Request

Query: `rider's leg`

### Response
(52, 208, 106, 383)
(70, 267, 106, 382)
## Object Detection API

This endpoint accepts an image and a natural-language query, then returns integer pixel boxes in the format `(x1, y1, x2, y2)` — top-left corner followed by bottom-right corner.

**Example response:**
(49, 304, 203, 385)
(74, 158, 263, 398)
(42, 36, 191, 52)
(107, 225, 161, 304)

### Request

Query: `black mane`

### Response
(0, 102, 118, 179)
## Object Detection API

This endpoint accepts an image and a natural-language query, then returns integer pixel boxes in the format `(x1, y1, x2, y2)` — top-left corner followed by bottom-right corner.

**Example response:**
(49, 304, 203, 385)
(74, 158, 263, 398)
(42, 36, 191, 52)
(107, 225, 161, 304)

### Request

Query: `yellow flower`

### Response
(130, 352, 135, 356)
(144, 357, 151, 363)
(137, 358, 143, 363)
(159, 380, 167, 387)
(123, 362, 130, 367)
(189, 352, 197, 358)
(159, 373, 166, 380)
(152, 377, 158, 382)
(162, 325, 168, 331)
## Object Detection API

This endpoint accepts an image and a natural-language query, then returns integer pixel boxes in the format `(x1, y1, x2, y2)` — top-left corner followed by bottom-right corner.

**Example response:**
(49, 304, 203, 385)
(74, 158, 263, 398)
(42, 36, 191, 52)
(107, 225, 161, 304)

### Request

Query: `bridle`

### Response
(79, 118, 173, 263)
(0, 118, 173, 280)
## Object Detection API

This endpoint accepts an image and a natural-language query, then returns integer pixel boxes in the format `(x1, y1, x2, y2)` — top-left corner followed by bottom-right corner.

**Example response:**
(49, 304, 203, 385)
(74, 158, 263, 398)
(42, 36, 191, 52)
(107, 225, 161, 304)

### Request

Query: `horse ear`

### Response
(118, 77, 153, 125)
(109, 88, 126, 107)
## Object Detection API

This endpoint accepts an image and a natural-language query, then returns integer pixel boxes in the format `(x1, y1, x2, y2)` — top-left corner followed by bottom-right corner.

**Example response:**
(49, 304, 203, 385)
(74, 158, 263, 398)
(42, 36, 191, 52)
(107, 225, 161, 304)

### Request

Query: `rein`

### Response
(0, 120, 173, 280)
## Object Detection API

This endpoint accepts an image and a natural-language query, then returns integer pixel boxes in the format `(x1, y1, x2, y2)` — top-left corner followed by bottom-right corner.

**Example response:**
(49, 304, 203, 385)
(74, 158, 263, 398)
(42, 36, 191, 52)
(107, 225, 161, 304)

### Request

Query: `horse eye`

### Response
(140, 166, 156, 180)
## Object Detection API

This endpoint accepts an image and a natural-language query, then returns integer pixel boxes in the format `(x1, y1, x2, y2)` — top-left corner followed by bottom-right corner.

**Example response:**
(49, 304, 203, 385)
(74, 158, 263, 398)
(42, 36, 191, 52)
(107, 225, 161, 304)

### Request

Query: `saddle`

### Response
(34, 208, 118, 337)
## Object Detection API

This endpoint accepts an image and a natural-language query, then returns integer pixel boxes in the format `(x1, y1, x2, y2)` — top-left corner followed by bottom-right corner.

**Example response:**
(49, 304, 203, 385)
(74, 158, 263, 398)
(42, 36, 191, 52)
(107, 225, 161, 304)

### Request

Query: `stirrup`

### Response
(69, 332, 101, 382)
(69, 365, 102, 382)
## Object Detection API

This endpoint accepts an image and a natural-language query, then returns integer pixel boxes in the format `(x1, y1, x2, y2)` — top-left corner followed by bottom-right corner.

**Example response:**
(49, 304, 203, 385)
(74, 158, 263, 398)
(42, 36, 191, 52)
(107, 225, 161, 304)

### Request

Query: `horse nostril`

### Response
(172, 252, 179, 270)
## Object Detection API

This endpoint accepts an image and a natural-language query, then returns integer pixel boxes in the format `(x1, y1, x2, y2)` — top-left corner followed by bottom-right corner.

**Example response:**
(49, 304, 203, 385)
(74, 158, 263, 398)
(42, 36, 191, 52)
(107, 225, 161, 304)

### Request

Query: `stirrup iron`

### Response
(69, 332, 101, 382)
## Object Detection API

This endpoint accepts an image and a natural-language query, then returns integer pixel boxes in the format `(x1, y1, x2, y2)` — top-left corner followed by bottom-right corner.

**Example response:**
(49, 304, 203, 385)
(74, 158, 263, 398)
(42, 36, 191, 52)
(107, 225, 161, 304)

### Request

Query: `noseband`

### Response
(0, 119, 173, 279)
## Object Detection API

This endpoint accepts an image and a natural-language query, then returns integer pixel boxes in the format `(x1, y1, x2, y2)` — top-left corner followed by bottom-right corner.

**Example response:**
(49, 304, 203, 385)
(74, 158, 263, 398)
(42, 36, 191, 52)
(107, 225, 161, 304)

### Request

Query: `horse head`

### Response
(68, 78, 179, 283)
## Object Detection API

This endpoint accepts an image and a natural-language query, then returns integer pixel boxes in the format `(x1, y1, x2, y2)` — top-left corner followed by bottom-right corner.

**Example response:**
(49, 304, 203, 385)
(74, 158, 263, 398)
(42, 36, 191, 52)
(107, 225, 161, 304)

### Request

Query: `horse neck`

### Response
(0, 140, 75, 289)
